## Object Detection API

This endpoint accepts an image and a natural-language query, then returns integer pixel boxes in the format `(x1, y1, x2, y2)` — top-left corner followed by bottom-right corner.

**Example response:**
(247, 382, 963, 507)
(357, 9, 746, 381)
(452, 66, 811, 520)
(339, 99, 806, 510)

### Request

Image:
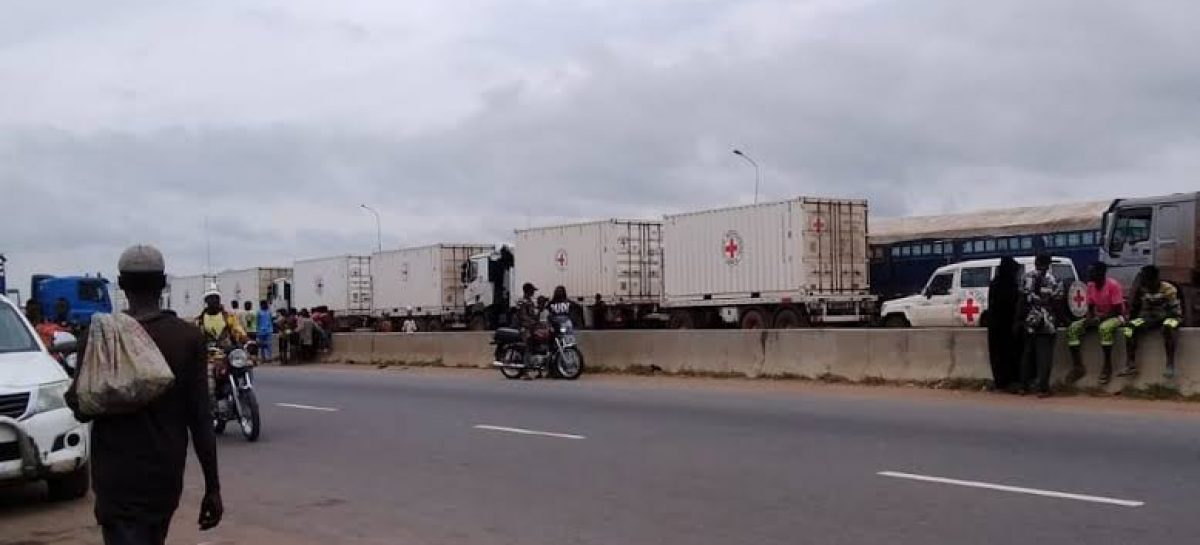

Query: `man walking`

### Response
(68, 245, 222, 544)
(1065, 262, 1125, 385)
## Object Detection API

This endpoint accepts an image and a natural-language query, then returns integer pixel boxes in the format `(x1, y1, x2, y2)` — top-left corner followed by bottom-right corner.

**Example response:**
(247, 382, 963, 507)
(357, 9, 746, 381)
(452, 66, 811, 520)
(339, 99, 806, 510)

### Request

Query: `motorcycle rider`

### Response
(197, 287, 248, 411)
(546, 286, 573, 324)
(514, 283, 539, 330)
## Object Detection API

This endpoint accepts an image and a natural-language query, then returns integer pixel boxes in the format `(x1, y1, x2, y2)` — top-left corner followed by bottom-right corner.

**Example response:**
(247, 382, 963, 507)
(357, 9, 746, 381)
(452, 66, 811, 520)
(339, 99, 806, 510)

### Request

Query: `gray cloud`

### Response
(3, 0, 1200, 288)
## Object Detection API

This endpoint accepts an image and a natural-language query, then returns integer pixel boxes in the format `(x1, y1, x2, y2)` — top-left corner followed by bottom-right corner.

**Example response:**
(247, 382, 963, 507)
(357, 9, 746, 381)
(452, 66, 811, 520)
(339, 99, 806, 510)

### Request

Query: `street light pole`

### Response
(732, 149, 761, 204)
(360, 204, 382, 253)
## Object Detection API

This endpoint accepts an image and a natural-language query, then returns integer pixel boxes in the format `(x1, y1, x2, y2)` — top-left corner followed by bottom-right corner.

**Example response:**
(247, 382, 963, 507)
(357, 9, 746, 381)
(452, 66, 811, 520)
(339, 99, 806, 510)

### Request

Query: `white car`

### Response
(879, 256, 1079, 328)
(0, 295, 90, 500)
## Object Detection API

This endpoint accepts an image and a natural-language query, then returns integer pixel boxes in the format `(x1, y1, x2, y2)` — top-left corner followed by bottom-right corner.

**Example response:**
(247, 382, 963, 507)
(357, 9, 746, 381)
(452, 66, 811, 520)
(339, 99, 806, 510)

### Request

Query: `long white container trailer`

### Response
(216, 267, 292, 311)
(166, 196, 875, 330)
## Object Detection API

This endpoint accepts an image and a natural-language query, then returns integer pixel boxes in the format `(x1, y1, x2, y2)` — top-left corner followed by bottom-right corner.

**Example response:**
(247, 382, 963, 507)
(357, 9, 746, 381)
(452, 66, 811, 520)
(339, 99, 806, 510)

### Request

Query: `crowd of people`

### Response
(986, 255, 1181, 398)
(221, 300, 334, 365)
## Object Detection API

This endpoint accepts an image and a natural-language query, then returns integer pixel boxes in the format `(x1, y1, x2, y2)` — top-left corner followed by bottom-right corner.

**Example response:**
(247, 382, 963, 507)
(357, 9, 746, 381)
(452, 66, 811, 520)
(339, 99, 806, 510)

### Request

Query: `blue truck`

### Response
(29, 274, 114, 326)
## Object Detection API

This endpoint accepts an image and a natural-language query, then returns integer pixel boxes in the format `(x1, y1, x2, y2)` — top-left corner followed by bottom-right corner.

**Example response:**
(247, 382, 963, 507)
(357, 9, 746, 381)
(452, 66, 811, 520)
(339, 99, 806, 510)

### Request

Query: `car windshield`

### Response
(0, 303, 39, 354)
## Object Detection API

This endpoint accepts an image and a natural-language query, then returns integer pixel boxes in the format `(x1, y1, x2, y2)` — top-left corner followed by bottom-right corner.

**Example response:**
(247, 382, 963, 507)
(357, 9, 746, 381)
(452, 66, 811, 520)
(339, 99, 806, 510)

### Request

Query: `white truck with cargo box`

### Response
(216, 267, 293, 312)
(662, 197, 874, 329)
(514, 219, 663, 327)
(166, 274, 215, 320)
(293, 255, 372, 330)
(372, 244, 494, 331)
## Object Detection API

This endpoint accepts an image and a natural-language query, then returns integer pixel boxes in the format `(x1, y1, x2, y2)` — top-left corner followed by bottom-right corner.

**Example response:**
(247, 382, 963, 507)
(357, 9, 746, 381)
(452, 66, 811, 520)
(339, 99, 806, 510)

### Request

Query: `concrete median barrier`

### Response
(327, 328, 1200, 395)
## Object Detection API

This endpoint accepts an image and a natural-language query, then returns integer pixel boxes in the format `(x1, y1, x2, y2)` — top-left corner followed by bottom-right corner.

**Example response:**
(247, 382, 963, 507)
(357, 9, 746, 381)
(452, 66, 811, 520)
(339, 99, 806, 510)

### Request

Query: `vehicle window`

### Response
(973, 240, 986, 253)
(1109, 208, 1153, 252)
(1052, 264, 1076, 283)
(1081, 232, 1094, 245)
(960, 267, 991, 288)
(925, 273, 953, 296)
(1157, 205, 1179, 243)
(1054, 234, 1068, 247)
(1021, 237, 1033, 250)
(891, 247, 901, 257)
(1068, 233, 1080, 246)
(921, 244, 932, 255)
(996, 239, 1008, 251)
(901, 246, 911, 257)
(78, 280, 107, 303)
(0, 304, 39, 353)
(984, 240, 996, 252)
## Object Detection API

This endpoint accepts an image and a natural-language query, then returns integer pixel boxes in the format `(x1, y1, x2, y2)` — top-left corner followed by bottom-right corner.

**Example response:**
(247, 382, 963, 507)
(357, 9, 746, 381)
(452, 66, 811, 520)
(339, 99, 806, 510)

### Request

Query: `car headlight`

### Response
(32, 381, 70, 416)
(228, 349, 251, 369)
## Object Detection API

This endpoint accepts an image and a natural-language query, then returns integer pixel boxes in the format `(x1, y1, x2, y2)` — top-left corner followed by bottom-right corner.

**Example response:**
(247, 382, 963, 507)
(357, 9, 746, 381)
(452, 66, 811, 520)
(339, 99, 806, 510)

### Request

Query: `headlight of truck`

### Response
(32, 381, 70, 416)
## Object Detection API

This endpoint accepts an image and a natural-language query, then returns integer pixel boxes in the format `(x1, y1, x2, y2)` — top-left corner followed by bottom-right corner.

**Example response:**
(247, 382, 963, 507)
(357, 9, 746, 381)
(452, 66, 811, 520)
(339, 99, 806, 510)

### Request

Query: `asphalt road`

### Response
(5, 366, 1200, 544)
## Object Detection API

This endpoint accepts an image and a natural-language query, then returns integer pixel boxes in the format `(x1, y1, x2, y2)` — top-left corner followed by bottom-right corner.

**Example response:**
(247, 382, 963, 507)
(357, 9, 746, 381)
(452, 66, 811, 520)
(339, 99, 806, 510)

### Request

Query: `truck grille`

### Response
(0, 392, 31, 419)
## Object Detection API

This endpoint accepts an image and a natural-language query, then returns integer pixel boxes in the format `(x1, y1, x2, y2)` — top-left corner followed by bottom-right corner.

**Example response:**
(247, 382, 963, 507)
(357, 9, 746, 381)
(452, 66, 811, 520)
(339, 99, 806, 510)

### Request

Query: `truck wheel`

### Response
(47, 463, 90, 501)
(668, 311, 694, 329)
(883, 314, 911, 328)
(740, 309, 768, 329)
(772, 309, 808, 329)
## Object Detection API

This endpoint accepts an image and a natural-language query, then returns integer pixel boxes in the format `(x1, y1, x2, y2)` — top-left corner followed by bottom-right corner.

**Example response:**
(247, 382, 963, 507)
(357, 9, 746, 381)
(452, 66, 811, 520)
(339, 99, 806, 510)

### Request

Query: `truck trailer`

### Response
(662, 197, 874, 328)
(216, 267, 293, 312)
(372, 244, 494, 331)
(293, 255, 372, 330)
(166, 274, 215, 320)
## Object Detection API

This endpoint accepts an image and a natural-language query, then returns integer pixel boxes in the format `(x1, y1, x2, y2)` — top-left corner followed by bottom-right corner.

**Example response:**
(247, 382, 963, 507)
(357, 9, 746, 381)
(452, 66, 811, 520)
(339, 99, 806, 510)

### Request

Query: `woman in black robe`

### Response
(986, 256, 1023, 392)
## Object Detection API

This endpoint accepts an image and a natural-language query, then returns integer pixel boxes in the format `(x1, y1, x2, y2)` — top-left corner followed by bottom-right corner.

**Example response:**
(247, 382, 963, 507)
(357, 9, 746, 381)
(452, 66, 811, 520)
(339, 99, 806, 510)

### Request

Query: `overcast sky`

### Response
(3, 0, 1200, 292)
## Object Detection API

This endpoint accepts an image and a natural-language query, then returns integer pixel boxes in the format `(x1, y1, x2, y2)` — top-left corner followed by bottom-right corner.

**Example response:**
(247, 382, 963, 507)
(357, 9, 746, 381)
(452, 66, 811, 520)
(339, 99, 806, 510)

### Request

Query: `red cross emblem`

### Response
(959, 297, 981, 325)
(1073, 290, 1086, 307)
(813, 216, 825, 233)
(554, 249, 568, 269)
(722, 231, 743, 264)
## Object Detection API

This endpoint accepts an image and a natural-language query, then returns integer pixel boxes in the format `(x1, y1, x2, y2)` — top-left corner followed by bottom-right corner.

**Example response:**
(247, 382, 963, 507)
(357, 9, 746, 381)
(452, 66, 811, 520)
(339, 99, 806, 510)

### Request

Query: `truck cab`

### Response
(30, 275, 114, 327)
(463, 247, 514, 330)
(1100, 192, 1200, 324)
(880, 256, 1077, 328)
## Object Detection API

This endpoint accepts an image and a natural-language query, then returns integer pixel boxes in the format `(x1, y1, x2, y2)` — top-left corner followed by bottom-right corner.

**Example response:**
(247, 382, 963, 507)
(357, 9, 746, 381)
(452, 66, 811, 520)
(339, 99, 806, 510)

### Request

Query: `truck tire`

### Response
(882, 314, 911, 328)
(47, 464, 90, 501)
(740, 309, 768, 330)
(772, 308, 808, 329)
(668, 311, 694, 329)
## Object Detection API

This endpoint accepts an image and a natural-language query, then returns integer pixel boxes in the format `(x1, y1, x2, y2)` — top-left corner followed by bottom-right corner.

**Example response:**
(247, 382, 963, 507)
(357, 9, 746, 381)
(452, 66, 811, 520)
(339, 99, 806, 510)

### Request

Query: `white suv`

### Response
(0, 295, 90, 500)
(879, 256, 1078, 328)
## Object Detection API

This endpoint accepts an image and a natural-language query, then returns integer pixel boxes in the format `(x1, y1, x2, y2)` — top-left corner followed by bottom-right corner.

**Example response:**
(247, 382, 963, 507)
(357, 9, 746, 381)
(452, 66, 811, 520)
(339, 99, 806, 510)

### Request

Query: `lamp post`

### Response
(360, 204, 382, 253)
(732, 149, 761, 204)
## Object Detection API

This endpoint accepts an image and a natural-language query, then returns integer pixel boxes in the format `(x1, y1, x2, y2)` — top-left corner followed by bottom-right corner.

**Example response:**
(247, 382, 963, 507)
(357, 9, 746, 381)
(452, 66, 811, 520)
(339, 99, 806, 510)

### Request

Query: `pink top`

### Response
(1087, 277, 1125, 316)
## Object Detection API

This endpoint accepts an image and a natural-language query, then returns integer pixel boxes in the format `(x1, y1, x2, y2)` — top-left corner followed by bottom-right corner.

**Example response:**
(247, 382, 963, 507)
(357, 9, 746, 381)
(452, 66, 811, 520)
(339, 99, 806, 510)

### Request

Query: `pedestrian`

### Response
(1122, 265, 1182, 379)
(66, 245, 222, 545)
(985, 256, 1023, 392)
(1065, 262, 1125, 385)
(1018, 254, 1063, 397)
(229, 300, 240, 324)
(256, 300, 274, 361)
(592, 294, 608, 330)
(276, 309, 293, 365)
(241, 301, 257, 341)
(401, 307, 418, 333)
(297, 309, 316, 361)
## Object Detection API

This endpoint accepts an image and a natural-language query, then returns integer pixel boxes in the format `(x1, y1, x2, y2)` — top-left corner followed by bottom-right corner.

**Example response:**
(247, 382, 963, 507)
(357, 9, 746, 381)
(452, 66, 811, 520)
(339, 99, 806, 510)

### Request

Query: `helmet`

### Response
(203, 284, 221, 300)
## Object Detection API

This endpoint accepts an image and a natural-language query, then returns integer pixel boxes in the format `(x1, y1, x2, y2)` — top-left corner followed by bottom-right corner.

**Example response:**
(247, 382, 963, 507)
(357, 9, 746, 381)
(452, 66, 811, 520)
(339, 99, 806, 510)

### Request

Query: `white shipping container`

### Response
(217, 267, 292, 308)
(167, 274, 215, 319)
(372, 244, 494, 316)
(515, 219, 662, 304)
(663, 197, 869, 304)
(293, 256, 372, 314)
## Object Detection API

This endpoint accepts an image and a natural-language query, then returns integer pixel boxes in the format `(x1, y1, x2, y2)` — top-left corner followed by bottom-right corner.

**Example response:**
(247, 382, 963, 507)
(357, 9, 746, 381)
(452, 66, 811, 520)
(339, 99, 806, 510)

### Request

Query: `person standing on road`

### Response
(1122, 265, 1182, 379)
(67, 245, 222, 545)
(401, 307, 419, 333)
(986, 256, 1023, 392)
(591, 294, 608, 330)
(297, 309, 316, 361)
(1065, 262, 1125, 385)
(1018, 254, 1063, 397)
(241, 301, 257, 341)
(256, 300, 273, 361)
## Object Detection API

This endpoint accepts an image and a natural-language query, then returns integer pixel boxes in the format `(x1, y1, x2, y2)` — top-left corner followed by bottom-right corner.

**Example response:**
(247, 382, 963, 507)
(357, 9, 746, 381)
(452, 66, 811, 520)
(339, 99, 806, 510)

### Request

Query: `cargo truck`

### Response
(372, 244, 494, 331)
(166, 274, 216, 319)
(293, 255, 372, 330)
(513, 220, 664, 328)
(1101, 191, 1200, 325)
(30, 274, 114, 326)
(216, 267, 293, 312)
(662, 197, 874, 328)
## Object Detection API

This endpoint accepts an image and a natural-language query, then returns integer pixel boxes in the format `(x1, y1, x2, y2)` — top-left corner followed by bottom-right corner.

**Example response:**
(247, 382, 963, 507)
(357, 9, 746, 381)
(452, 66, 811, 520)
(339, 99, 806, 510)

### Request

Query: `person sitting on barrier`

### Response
(1066, 262, 1125, 385)
(1122, 265, 1182, 379)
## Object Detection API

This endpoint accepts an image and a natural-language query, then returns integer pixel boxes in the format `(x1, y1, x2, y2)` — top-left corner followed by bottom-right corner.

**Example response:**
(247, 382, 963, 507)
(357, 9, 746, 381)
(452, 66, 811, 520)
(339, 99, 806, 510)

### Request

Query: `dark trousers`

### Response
(987, 326, 1023, 389)
(1021, 333, 1056, 393)
(102, 519, 170, 545)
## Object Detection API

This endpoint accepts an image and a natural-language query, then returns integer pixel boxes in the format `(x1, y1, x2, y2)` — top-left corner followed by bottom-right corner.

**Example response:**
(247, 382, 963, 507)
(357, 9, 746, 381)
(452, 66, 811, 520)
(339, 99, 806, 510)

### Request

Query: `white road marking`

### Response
(877, 471, 1144, 508)
(473, 424, 586, 440)
(276, 402, 340, 412)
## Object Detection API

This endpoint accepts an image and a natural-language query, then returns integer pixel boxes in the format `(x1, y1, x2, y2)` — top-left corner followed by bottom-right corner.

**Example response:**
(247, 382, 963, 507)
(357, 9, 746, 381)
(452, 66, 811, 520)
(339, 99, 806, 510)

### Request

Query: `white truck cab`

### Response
(0, 295, 90, 500)
(880, 256, 1078, 328)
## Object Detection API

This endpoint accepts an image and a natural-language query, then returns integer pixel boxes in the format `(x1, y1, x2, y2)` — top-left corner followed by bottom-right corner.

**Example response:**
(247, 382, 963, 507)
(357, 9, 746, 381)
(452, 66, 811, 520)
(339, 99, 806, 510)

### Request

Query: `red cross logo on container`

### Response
(555, 249, 568, 270)
(812, 216, 826, 233)
(959, 290, 983, 326)
(315, 276, 325, 295)
(722, 231, 743, 265)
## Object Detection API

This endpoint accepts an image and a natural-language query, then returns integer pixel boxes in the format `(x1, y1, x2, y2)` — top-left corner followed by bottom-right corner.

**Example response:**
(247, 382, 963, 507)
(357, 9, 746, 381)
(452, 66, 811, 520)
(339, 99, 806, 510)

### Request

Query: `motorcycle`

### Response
(209, 341, 262, 441)
(492, 316, 584, 380)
